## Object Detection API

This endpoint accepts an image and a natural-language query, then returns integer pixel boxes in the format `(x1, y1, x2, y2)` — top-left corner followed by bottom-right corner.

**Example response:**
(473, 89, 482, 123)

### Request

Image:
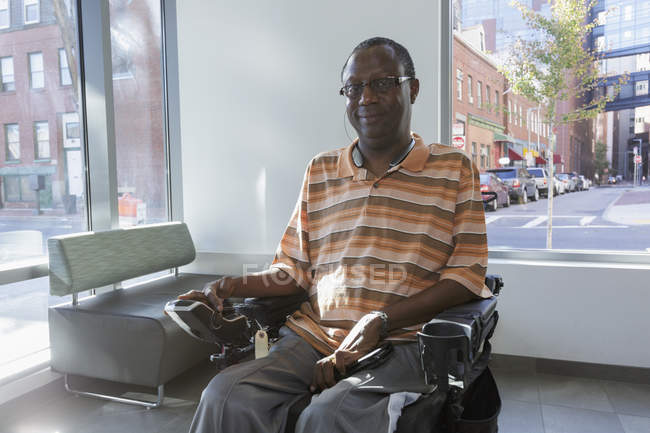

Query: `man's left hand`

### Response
(310, 312, 385, 392)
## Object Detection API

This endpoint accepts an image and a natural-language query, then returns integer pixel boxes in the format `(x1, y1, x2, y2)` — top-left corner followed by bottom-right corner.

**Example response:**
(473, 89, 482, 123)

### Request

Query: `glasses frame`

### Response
(339, 76, 413, 98)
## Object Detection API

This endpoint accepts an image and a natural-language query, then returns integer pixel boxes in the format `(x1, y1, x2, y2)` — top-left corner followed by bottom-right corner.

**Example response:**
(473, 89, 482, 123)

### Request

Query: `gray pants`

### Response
(189, 327, 429, 433)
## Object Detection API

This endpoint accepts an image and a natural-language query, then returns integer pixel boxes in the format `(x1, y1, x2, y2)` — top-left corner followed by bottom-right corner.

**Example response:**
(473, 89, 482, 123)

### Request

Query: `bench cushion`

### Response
(49, 273, 217, 387)
(48, 222, 196, 296)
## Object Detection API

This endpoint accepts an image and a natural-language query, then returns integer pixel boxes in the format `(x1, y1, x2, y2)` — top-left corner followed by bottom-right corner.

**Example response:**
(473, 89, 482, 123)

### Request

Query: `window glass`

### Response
(34, 121, 50, 159)
(456, 68, 462, 100)
(0, 0, 9, 29)
(29, 52, 44, 89)
(468, 75, 473, 103)
(24, 0, 40, 24)
(58, 48, 72, 86)
(1, 56, 14, 92)
(476, 80, 482, 108)
(110, 0, 168, 227)
(454, 0, 650, 254)
(0, 0, 86, 377)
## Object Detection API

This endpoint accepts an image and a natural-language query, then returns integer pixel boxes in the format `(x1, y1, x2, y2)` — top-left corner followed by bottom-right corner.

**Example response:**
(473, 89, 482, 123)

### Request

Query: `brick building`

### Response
(453, 33, 550, 171)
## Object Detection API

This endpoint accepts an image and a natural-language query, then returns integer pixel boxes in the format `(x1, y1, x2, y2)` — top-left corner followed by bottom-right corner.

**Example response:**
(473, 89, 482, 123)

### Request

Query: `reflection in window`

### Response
(29, 52, 44, 89)
(24, 0, 40, 25)
(635, 80, 648, 96)
(5, 123, 19, 161)
(0, 56, 14, 92)
(0, 0, 9, 28)
(59, 48, 72, 86)
(34, 121, 50, 159)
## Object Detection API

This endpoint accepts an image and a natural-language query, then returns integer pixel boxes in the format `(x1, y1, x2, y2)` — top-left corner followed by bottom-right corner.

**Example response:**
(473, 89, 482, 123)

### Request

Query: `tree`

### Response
(499, 0, 627, 248)
(593, 140, 609, 183)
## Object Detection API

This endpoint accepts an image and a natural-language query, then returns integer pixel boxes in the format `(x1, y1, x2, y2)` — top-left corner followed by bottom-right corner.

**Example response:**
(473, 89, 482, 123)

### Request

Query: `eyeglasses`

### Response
(339, 76, 413, 99)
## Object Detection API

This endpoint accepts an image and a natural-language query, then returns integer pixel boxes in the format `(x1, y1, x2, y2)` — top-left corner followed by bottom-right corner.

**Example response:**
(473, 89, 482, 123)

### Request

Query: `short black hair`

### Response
(341, 37, 416, 82)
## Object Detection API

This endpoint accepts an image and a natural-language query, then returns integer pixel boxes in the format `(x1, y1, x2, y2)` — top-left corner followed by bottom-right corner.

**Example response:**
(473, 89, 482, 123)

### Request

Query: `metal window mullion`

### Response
(432, 0, 452, 145)
(78, 0, 118, 232)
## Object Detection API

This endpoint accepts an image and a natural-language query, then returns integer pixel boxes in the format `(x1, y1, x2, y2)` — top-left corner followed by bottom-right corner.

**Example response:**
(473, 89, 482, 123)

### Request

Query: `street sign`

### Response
(452, 123, 465, 136)
(634, 155, 642, 164)
(452, 136, 465, 149)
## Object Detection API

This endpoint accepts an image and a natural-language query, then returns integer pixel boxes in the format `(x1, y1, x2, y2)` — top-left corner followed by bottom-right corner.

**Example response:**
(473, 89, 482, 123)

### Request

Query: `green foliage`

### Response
(593, 140, 609, 178)
(499, 0, 628, 126)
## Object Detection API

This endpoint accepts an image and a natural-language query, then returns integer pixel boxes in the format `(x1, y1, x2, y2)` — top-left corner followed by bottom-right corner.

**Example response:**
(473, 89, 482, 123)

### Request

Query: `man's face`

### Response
(342, 45, 418, 144)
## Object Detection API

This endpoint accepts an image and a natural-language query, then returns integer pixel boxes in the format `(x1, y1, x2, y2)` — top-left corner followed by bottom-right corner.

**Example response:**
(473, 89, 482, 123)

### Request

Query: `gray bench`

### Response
(47, 222, 217, 408)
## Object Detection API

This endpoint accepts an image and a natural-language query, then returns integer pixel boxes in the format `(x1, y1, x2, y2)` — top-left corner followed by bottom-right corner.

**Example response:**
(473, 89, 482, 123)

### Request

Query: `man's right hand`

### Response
(178, 276, 240, 312)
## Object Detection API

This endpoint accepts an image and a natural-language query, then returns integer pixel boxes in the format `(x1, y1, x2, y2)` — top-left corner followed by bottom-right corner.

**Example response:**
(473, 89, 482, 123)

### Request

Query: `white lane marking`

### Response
(580, 216, 596, 226)
(485, 216, 503, 225)
(522, 216, 548, 228)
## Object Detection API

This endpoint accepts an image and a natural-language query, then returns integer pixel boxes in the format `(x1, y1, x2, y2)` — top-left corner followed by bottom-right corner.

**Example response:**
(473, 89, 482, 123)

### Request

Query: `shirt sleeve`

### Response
(269, 163, 313, 290)
(438, 155, 491, 298)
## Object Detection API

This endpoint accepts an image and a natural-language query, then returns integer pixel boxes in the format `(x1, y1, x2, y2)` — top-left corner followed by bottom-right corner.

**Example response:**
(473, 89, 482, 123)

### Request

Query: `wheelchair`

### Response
(166, 274, 502, 433)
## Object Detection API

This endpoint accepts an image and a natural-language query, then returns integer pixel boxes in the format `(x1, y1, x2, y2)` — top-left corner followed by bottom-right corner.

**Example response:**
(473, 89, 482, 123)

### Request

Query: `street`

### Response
(485, 185, 650, 251)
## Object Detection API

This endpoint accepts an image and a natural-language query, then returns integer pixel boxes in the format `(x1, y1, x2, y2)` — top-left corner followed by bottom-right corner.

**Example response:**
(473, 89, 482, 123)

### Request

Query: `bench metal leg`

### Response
(64, 374, 164, 409)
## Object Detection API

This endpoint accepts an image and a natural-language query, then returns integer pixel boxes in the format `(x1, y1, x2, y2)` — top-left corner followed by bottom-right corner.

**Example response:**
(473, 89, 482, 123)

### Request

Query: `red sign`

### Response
(452, 136, 465, 149)
(634, 155, 642, 164)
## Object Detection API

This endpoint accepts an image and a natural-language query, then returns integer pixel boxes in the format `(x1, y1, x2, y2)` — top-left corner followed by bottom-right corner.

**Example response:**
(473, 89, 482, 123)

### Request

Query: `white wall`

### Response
(177, 0, 439, 255)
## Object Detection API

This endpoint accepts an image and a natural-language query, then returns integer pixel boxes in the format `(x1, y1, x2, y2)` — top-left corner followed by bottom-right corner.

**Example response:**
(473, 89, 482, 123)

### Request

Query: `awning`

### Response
(494, 132, 515, 142)
(535, 156, 547, 165)
(553, 154, 563, 164)
(508, 148, 524, 161)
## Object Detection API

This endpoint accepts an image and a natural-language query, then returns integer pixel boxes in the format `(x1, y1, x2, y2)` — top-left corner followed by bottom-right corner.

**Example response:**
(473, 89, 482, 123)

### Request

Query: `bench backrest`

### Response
(48, 222, 196, 296)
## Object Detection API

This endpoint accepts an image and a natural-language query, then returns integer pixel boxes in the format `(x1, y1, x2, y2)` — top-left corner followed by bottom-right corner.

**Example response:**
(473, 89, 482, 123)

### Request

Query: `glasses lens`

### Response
(344, 84, 363, 98)
(371, 77, 396, 92)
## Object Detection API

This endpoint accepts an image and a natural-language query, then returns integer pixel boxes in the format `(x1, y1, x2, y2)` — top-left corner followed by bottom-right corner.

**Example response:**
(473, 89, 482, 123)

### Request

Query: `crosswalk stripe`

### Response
(485, 216, 503, 225)
(522, 216, 547, 228)
(580, 216, 596, 226)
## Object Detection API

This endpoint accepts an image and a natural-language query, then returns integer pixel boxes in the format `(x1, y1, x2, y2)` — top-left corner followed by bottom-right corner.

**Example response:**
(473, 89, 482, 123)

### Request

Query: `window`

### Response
(486, 144, 491, 168)
(508, 101, 512, 123)
(635, 80, 648, 96)
(518, 105, 523, 126)
(0, 0, 9, 28)
(59, 48, 72, 86)
(456, 68, 463, 100)
(471, 142, 478, 166)
(477, 80, 482, 108)
(596, 36, 605, 51)
(468, 75, 473, 103)
(34, 121, 49, 159)
(3, 175, 36, 202)
(597, 11, 607, 25)
(494, 90, 499, 112)
(480, 143, 486, 168)
(623, 30, 633, 40)
(28, 52, 44, 89)
(0, 56, 14, 92)
(624, 4, 633, 21)
(486, 85, 491, 112)
(24, 0, 39, 24)
(514, 103, 518, 125)
(5, 123, 19, 161)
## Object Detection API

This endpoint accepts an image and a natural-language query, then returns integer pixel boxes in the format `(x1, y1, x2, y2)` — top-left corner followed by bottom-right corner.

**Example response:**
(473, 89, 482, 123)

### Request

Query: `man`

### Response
(181, 37, 489, 433)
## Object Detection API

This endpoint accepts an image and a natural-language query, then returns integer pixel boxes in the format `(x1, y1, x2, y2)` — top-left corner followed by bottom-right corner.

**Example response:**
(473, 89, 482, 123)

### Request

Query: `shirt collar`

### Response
(337, 132, 429, 178)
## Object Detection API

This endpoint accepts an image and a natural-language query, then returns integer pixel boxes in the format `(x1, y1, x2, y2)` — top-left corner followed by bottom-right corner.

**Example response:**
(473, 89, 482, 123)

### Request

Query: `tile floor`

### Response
(1, 360, 649, 433)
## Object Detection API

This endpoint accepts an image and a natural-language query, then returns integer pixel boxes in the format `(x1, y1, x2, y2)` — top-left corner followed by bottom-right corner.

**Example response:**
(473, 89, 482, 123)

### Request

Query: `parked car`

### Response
(480, 172, 510, 211)
(487, 167, 539, 203)
(608, 176, 617, 184)
(579, 175, 590, 190)
(526, 167, 550, 197)
(557, 173, 577, 192)
(570, 172, 584, 191)
(553, 174, 566, 195)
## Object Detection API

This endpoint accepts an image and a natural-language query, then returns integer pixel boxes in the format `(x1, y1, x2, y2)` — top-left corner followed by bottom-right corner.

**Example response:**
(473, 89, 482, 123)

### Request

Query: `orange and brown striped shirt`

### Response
(270, 133, 490, 355)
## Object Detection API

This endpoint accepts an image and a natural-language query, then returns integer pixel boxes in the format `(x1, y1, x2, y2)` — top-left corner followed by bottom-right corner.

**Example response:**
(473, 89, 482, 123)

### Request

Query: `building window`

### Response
(624, 5, 633, 21)
(0, 0, 9, 29)
(487, 144, 491, 168)
(34, 121, 49, 159)
(635, 80, 648, 96)
(480, 143, 486, 168)
(456, 68, 463, 100)
(508, 101, 512, 123)
(59, 48, 72, 86)
(468, 75, 473, 103)
(3, 175, 36, 202)
(29, 52, 44, 89)
(494, 90, 499, 112)
(477, 81, 482, 108)
(596, 36, 605, 51)
(623, 30, 633, 40)
(519, 105, 523, 126)
(486, 85, 491, 112)
(24, 0, 39, 24)
(0, 56, 14, 92)
(5, 123, 20, 161)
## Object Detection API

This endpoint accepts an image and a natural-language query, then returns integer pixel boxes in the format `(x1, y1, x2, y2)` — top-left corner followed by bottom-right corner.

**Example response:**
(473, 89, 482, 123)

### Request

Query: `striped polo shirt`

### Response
(270, 133, 490, 355)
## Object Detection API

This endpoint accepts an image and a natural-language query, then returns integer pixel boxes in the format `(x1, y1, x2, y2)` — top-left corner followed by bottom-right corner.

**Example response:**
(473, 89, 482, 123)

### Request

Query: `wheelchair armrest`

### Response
(234, 292, 308, 337)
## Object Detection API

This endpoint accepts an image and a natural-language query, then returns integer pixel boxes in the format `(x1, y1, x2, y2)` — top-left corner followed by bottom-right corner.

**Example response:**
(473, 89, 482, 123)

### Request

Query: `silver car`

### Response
(527, 167, 550, 198)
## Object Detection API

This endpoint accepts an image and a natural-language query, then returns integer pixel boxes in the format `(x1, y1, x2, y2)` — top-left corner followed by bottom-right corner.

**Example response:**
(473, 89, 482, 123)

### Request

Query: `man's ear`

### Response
(410, 78, 420, 104)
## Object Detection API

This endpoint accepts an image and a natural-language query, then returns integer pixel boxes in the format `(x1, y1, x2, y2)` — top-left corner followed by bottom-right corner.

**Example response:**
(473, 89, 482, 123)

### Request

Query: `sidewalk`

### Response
(604, 186, 650, 225)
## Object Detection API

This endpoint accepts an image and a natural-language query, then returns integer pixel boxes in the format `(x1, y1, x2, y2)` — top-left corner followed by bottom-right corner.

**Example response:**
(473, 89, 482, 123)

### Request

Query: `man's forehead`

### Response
(343, 45, 404, 81)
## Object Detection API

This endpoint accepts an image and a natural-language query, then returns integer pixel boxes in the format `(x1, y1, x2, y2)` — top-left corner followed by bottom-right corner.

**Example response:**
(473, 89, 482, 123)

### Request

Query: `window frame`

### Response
(0, 56, 14, 92)
(0, 0, 9, 29)
(23, 0, 40, 25)
(476, 80, 482, 108)
(28, 51, 44, 89)
(58, 48, 72, 86)
(33, 120, 50, 160)
(4, 122, 20, 161)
